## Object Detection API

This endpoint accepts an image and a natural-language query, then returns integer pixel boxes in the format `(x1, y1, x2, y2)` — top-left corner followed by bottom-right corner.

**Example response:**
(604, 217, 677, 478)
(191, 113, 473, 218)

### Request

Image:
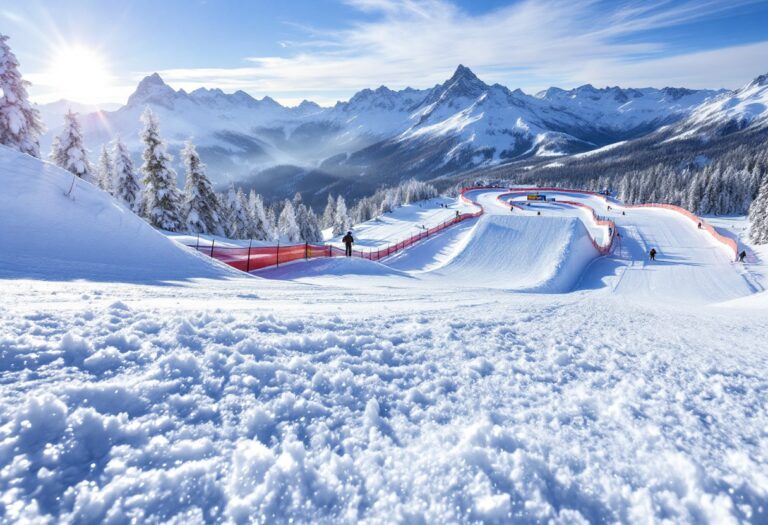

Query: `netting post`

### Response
(195, 233, 200, 251)
(276, 241, 280, 268)
(305, 242, 309, 260)
(210, 239, 215, 258)
(246, 239, 252, 273)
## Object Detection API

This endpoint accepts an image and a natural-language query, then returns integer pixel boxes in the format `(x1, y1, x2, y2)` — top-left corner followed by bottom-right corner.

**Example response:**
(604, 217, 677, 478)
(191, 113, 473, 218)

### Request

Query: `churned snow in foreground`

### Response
(2, 277, 767, 524)
(2, 146, 768, 523)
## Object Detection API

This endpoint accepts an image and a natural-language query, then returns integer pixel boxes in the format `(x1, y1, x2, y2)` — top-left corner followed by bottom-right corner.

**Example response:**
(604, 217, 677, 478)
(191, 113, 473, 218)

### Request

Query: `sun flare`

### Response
(46, 44, 112, 103)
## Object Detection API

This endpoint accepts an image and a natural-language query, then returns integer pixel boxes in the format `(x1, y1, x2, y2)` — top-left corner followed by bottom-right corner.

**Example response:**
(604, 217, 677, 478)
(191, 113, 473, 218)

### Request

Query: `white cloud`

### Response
(25, 0, 768, 104)
(151, 0, 768, 101)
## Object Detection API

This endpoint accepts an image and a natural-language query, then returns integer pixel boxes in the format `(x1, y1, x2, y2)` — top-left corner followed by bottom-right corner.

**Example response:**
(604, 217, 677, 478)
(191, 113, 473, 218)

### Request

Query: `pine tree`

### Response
(0, 34, 43, 157)
(265, 205, 278, 241)
(278, 199, 301, 242)
(181, 140, 222, 234)
(247, 190, 270, 241)
(111, 137, 141, 213)
(223, 184, 250, 239)
(333, 195, 351, 235)
(140, 107, 183, 231)
(300, 205, 322, 242)
(96, 144, 113, 193)
(749, 174, 768, 244)
(321, 194, 336, 229)
(50, 110, 92, 181)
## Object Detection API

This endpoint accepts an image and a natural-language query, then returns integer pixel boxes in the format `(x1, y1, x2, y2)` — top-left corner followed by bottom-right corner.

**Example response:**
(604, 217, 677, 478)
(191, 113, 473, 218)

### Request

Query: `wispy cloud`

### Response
(151, 0, 767, 102)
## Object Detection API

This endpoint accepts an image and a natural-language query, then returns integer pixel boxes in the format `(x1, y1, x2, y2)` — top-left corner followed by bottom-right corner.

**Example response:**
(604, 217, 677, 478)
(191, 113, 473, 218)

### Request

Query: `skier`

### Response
(738, 250, 747, 262)
(537, 211, 541, 216)
(649, 248, 657, 261)
(342, 231, 354, 257)
(455, 210, 460, 218)
(697, 222, 702, 229)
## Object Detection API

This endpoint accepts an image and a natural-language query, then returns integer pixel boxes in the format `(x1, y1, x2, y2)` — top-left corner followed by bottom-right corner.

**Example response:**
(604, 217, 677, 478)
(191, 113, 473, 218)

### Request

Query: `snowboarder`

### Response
(342, 231, 354, 257)
(455, 210, 460, 218)
(537, 211, 541, 216)
(697, 222, 702, 229)
(738, 250, 747, 262)
(622, 211, 626, 216)
(649, 248, 657, 261)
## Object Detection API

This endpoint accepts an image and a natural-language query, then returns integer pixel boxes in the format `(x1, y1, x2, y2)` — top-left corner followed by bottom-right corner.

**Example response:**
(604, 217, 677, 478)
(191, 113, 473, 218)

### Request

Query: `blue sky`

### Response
(3, 0, 768, 105)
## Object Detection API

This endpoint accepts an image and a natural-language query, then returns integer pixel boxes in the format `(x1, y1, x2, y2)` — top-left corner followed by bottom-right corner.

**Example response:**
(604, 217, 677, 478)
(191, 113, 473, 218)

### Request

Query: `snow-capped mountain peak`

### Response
(127, 73, 181, 109)
(434, 64, 489, 100)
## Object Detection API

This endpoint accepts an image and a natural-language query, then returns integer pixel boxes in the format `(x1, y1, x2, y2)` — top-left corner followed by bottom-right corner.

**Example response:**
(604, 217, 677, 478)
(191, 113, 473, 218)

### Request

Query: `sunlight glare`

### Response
(47, 44, 112, 103)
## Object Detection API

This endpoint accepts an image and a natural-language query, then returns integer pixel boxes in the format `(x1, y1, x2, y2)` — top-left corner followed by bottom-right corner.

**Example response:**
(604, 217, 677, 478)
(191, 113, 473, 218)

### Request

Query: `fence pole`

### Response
(210, 239, 215, 258)
(195, 233, 200, 251)
(276, 241, 280, 268)
(246, 239, 252, 273)
(305, 242, 309, 260)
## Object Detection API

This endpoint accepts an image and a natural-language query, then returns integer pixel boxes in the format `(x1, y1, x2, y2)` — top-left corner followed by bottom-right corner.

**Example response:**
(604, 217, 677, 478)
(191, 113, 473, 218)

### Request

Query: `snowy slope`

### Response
(427, 215, 598, 291)
(1, 182, 768, 523)
(669, 73, 768, 139)
(0, 145, 235, 282)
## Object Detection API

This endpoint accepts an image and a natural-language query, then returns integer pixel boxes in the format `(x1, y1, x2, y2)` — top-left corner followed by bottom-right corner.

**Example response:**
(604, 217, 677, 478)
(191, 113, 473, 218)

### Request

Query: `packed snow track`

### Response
(268, 188, 760, 303)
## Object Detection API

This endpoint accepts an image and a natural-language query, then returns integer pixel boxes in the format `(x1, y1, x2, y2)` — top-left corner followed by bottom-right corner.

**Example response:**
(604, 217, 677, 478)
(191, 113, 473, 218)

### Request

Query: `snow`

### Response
(671, 75, 768, 138)
(36, 68, 725, 186)
(327, 197, 476, 251)
(0, 145, 235, 282)
(2, 153, 768, 523)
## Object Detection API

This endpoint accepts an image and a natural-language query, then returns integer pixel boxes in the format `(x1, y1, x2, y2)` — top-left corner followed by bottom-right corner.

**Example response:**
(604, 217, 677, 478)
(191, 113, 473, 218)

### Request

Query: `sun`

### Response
(46, 44, 112, 103)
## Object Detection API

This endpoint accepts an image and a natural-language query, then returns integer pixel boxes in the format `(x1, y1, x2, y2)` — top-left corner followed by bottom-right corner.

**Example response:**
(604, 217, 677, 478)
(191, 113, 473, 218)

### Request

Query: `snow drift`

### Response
(0, 145, 234, 282)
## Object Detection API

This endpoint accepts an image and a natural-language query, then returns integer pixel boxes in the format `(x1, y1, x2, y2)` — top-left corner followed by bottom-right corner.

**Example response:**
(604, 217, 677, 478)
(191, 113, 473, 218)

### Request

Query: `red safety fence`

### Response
(186, 189, 485, 272)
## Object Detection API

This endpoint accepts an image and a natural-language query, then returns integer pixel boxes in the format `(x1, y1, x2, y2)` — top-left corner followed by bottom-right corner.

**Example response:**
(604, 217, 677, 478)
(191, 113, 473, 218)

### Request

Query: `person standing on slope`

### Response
(342, 231, 354, 257)
(649, 248, 657, 261)
(738, 250, 747, 263)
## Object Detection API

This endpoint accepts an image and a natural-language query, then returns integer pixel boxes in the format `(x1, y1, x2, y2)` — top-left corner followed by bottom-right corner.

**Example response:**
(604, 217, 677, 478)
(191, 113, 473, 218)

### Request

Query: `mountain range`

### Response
(37, 65, 768, 207)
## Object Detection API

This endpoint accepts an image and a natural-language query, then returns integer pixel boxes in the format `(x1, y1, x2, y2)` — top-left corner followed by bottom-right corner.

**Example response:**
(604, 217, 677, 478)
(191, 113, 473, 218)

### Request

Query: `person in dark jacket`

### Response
(342, 231, 354, 256)
(649, 248, 657, 261)
(738, 250, 747, 262)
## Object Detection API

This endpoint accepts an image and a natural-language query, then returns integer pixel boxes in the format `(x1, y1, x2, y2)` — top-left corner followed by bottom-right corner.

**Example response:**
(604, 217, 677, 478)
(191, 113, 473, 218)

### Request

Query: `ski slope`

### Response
(2, 150, 768, 524)
(409, 216, 598, 291)
(270, 187, 761, 303)
(0, 145, 235, 283)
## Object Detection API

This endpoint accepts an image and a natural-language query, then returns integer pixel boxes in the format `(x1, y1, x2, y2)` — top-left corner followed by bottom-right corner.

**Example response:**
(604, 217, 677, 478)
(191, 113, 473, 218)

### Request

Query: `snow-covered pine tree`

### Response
(265, 205, 279, 241)
(0, 33, 43, 157)
(111, 137, 141, 213)
(278, 199, 301, 242)
(333, 195, 351, 235)
(49, 110, 92, 181)
(96, 144, 113, 193)
(181, 140, 222, 235)
(247, 190, 270, 241)
(237, 189, 251, 238)
(222, 184, 250, 239)
(749, 173, 768, 244)
(321, 194, 336, 229)
(139, 107, 183, 231)
(300, 205, 322, 242)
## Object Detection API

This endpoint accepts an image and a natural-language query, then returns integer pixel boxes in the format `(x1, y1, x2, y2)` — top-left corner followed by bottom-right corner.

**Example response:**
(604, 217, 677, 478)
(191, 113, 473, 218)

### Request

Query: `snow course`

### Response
(1, 147, 767, 524)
